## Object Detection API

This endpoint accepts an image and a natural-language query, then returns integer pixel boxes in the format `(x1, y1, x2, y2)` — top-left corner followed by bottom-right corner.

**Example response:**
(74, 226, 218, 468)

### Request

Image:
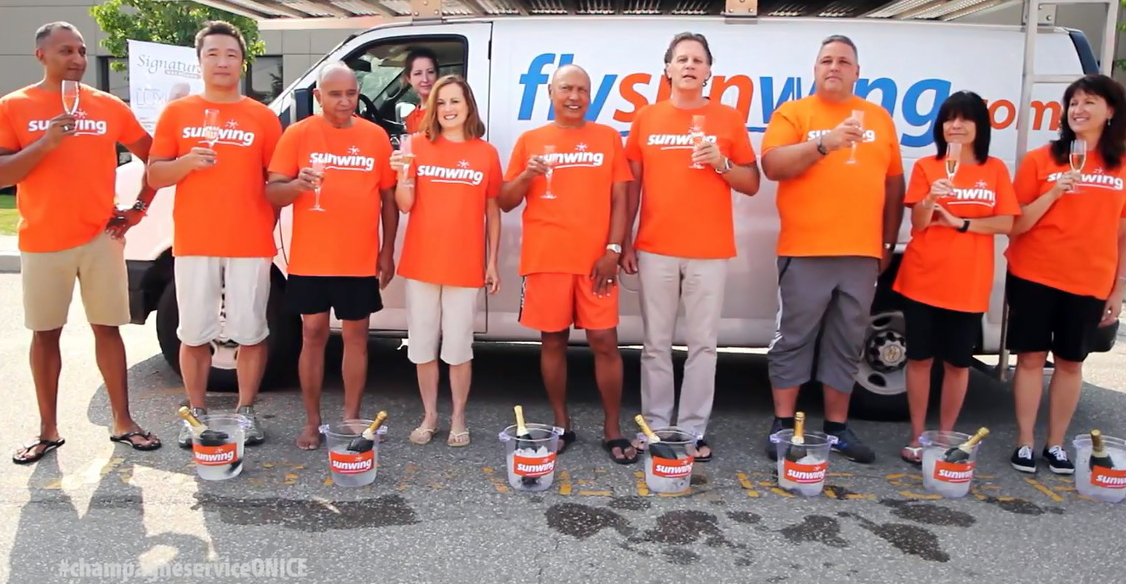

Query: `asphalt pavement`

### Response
(1, 273, 1125, 583)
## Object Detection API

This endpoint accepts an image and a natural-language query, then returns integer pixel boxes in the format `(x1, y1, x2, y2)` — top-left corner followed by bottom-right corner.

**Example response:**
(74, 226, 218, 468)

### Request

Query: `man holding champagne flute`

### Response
(265, 62, 397, 450)
(760, 35, 905, 464)
(2, 21, 164, 463)
(147, 20, 282, 448)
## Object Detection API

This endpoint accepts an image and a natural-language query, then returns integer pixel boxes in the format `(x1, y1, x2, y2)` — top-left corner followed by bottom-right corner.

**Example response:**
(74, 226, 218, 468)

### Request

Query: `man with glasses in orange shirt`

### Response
(2, 22, 162, 463)
(760, 35, 906, 464)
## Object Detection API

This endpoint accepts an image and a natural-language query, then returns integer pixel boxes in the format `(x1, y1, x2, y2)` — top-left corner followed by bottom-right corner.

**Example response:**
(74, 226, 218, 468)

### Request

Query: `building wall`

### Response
(0, 0, 1123, 97)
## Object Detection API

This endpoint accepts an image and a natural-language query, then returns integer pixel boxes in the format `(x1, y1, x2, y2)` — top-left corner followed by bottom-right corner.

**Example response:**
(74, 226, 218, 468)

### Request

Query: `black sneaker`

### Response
(765, 418, 785, 461)
(1010, 445, 1036, 473)
(1042, 445, 1074, 475)
(827, 427, 876, 464)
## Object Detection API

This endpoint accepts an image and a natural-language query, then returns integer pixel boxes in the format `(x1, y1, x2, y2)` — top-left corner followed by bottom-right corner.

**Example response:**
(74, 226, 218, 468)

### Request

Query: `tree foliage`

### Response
(91, 0, 265, 71)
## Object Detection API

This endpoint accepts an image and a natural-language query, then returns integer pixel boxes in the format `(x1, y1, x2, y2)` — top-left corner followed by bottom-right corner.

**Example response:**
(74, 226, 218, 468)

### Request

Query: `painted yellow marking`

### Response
(482, 467, 509, 494)
(262, 463, 275, 469)
(558, 470, 573, 496)
(578, 490, 613, 497)
(323, 477, 334, 487)
(771, 487, 795, 498)
(283, 473, 299, 486)
(827, 472, 854, 478)
(1025, 478, 1065, 502)
(899, 490, 942, 500)
(658, 490, 691, 498)
(736, 472, 760, 498)
(397, 462, 419, 491)
(633, 471, 650, 497)
(247, 477, 265, 488)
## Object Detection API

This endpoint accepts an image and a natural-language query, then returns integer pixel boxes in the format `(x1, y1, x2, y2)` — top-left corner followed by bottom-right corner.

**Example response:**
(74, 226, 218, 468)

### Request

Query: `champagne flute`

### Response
(688, 114, 706, 169)
(846, 109, 865, 164)
(61, 80, 80, 116)
(1069, 138, 1086, 193)
(202, 108, 220, 152)
(309, 157, 326, 212)
(945, 141, 961, 184)
(541, 144, 556, 199)
(399, 136, 415, 188)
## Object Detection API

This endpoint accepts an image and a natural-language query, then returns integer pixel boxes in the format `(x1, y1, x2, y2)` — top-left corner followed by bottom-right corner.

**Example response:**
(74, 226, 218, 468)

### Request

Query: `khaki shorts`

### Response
(405, 278, 480, 365)
(21, 232, 129, 331)
(174, 256, 272, 346)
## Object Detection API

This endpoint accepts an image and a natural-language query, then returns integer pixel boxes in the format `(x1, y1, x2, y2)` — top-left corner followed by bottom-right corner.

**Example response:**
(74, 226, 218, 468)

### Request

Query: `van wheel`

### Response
(850, 309, 910, 421)
(154, 273, 300, 392)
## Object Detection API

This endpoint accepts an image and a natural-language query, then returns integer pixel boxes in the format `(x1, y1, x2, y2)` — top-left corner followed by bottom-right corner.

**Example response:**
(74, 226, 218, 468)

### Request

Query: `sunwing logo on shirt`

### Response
(946, 181, 996, 206)
(1048, 169, 1125, 192)
(182, 120, 255, 146)
(544, 143, 606, 167)
(28, 110, 107, 136)
(806, 129, 877, 143)
(311, 146, 374, 171)
(418, 159, 485, 186)
(646, 134, 716, 150)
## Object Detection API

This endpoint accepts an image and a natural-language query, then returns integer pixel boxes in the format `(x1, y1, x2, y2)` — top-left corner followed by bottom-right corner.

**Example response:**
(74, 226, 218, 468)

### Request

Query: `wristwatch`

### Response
(714, 157, 733, 174)
(606, 243, 622, 254)
(131, 199, 149, 213)
(816, 135, 828, 156)
(958, 219, 970, 233)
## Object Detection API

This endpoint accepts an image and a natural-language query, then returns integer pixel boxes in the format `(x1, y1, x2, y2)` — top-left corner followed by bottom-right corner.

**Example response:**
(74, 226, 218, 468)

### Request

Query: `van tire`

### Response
(154, 272, 300, 392)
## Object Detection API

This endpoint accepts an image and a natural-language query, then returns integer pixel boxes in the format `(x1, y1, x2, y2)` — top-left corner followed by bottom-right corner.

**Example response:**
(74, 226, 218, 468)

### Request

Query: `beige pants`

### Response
(637, 250, 727, 438)
(21, 232, 129, 331)
(405, 278, 480, 365)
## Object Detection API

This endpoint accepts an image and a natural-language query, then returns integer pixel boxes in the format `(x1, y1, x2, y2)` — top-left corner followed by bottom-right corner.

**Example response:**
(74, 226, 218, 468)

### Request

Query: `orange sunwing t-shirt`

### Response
(397, 134, 502, 287)
(893, 156, 1021, 313)
(404, 107, 425, 135)
(0, 84, 147, 253)
(268, 115, 395, 277)
(151, 95, 282, 258)
(1005, 144, 1126, 299)
(624, 100, 756, 259)
(505, 122, 633, 275)
(761, 94, 904, 259)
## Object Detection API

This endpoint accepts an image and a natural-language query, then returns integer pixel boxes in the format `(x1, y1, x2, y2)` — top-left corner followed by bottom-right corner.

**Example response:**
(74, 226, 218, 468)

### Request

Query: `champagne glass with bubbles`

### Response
(846, 109, 864, 164)
(689, 115, 705, 169)
(541, 144, 556, 199)
(310, 156, 326, 212)
(1069, 138, 1086, 193)
(61, 80, 80, 116)
(202, 108, 220, 151)
(945, 141, 961, 185)
(400, 136, 415, 188)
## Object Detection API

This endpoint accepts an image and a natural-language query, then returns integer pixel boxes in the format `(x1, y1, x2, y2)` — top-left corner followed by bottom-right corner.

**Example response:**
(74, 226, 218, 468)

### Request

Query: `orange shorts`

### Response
(518, 272, 619, 332)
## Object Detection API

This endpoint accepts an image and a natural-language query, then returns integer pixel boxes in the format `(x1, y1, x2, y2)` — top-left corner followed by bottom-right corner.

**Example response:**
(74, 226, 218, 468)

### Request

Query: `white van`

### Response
(114, 0, 1115, 420)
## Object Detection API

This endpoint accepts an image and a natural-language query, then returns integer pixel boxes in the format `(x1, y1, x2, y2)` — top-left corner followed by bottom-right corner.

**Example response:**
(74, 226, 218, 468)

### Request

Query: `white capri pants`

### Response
(405, 278, 480, 365)
(174, 256, 272, 346)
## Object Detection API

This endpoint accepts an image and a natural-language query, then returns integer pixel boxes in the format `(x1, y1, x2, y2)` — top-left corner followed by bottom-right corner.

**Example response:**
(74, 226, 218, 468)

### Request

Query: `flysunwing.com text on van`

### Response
(517, 52, 1064, 147)
(56, 557, 308, 581)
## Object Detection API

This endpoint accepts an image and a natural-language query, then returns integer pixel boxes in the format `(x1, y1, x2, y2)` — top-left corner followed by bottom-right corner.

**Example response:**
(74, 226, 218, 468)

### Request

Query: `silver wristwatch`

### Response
(606, 243, 622, 254)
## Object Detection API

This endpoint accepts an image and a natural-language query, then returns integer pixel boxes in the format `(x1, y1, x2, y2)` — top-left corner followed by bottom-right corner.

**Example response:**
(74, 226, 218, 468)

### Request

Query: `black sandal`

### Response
(110, 430, 162, 451)
(12, 437, 65, 465)
(556, 430, 577, 455)
(693, 439, 713, 462)
(602, 438, 639, 465)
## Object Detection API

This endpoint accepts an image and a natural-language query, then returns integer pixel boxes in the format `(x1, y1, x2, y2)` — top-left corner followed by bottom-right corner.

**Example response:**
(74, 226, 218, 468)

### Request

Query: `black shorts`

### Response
(902, 296, 980, 368)
(1005, 272, 1105, 363)
(285, 275, 383, 321)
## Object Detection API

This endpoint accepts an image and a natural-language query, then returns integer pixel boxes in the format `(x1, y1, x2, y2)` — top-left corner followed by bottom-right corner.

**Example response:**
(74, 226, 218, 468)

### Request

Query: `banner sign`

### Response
(127, 39, 203, 132)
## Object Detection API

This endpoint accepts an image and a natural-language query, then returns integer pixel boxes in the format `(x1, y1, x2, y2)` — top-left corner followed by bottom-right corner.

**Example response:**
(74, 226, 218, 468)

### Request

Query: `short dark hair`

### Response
(820, 34, 858, 62)
(1050, 74, 1126, 170)
(933, 90, 992, 164)
(404, 47, 438, 77)
(35, 21, 78, 46)
(194, 20, 246, 60)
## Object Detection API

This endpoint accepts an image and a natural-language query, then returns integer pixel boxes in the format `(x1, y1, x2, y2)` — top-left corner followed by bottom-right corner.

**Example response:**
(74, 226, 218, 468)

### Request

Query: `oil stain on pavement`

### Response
(777, 515, 849, 548)
(838, 512, 949, 563)
(879, 499, 976, 528)
(545, 503, 635, 539)
(193, 493, 419, 531)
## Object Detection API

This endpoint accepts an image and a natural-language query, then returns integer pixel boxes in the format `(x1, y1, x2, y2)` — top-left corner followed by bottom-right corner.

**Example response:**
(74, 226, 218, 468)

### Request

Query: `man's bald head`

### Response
(34, 21, 86, 82)
(315, 61, 359, 126)
(548, 64, 591, 127)
(317, 61, 356, 86)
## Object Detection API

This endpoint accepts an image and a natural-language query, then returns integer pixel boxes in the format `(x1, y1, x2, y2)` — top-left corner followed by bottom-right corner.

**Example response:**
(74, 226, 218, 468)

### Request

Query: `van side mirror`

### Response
(294, 87, 312, 121)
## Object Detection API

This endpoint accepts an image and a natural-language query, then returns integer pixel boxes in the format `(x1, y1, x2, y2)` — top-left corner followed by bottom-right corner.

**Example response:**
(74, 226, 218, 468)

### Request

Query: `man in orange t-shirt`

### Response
(499, 64, 636, 464)
(760, 35, 905, 464)
(621, 32, 760, 461)
(266, 62, 397, 450)
(147, 22, 282, 448)
(2, 22, 163, 464)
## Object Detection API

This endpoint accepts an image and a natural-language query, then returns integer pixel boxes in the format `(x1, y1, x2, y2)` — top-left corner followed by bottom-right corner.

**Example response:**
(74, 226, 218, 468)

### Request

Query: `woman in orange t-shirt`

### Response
(390, 75, 502, 448)
(1004, 74, 1126, 476)
(401, 47, 438, 135)
(891, 91, 1020, 465)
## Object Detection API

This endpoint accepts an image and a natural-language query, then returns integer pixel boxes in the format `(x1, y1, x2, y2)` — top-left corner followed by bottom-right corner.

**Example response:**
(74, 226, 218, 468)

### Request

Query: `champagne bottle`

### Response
(1090, 429, 1116, 469)
(942, 427, 988, 463)
(346, 411, 388, 453)
(785, 412, 808, 462)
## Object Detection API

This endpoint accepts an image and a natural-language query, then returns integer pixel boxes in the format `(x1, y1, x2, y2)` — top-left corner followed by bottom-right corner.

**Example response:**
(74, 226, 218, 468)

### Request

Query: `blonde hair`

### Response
(419, 75, 486, 142)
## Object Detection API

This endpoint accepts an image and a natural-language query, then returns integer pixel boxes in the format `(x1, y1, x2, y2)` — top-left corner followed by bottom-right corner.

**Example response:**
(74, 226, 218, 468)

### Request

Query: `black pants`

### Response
(1005, 272, 1105, 363)
(902, 296, 980, 368)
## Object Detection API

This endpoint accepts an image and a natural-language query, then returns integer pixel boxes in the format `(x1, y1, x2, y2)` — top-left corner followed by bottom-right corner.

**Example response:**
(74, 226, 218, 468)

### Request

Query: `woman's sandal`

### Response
(901, 444, 923, 466)
(12, 437, 65, 465)
(447, 429, 470, 447)
(409, 426, 438, 445)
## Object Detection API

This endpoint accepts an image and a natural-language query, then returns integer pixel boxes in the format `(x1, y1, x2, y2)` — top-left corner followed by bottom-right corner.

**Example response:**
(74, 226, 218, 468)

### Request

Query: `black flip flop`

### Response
(603, 438, 639, 465)
(12, 438, 65, 464)
(693, 439, 713, 462)
(110, 430, 162, 451)
(556, 430, 577, 455)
